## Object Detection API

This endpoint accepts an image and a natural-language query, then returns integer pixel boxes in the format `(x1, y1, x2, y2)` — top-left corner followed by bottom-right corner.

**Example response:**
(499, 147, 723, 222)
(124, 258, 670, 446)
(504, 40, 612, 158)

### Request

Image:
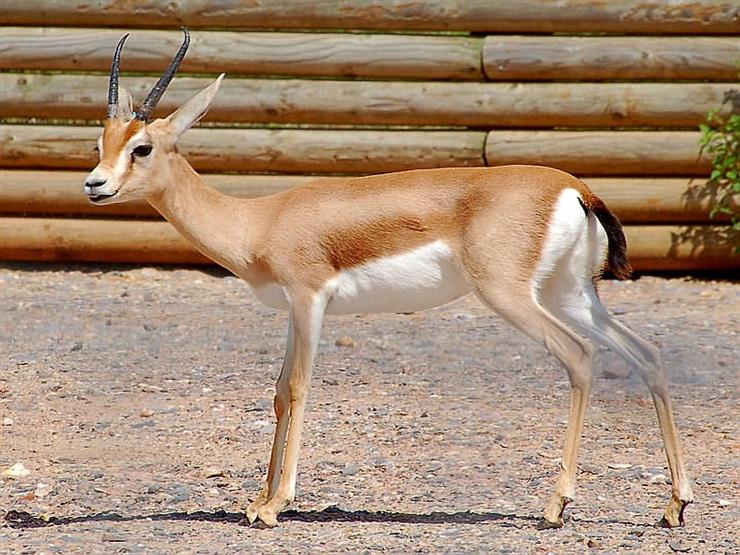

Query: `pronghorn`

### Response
(84, 30, 692, 529)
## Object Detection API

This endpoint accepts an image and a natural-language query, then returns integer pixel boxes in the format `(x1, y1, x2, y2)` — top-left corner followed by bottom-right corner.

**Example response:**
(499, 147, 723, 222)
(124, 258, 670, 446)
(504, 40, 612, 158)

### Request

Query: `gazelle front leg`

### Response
(247, 290, 326, 528)
(246, 320, 295, 523)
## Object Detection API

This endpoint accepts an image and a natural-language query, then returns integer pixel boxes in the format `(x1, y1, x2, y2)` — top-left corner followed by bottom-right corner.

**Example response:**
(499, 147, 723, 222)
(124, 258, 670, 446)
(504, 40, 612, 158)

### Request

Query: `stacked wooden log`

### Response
(0, 0, 738, 271)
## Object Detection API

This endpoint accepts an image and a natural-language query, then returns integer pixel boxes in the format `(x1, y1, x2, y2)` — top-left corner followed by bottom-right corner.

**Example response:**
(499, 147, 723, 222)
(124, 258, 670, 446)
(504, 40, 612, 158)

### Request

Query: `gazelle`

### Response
(84, 30, 692, 529)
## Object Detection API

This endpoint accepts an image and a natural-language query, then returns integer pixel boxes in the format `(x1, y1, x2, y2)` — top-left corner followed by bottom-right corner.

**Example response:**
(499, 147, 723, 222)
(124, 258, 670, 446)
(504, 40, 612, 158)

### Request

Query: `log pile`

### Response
(0, 1, 737, 271)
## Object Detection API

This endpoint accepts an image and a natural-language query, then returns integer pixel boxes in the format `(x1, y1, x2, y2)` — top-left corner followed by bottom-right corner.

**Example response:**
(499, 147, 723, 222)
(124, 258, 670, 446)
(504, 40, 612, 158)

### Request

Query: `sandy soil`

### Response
(0, 263, 737, 554)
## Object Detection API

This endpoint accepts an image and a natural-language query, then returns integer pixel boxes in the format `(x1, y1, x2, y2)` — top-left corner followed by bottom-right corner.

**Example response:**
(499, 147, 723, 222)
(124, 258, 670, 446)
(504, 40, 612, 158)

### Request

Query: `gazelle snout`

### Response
(84, 177, 107, 189)
(84, 168, 119, 204)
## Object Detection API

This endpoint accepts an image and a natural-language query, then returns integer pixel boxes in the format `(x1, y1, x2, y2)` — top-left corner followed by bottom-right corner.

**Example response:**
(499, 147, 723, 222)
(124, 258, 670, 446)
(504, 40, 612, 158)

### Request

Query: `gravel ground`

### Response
(0, 263, 737, 554)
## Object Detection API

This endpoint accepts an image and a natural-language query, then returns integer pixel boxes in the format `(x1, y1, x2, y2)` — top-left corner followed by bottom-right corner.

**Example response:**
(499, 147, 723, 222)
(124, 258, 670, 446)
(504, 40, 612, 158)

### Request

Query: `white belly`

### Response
(326, 240, 470, 315)
(251, 240, 471, 315)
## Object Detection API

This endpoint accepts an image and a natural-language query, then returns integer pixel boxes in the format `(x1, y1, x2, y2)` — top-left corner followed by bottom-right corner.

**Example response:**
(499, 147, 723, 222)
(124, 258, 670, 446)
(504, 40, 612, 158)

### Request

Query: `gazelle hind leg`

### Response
(551, 286, 693, 527)
(474, 285, 595, 528)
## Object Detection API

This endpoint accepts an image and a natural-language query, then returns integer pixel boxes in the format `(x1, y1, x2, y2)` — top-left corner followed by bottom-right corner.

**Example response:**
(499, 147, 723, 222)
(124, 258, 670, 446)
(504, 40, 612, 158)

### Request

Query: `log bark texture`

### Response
(624, 225, 739, 271)
(0, 217, 210, 264)
(1, 74, 731, 128)
(485, 131, 711, 175)
(0, 126, 709, 175)
(0, 125, 486, 174)
(0, 27, 483, 80)
(0, 1, 737, 33)
(483, 36, 740, 81)
(1, 218, 735, 271)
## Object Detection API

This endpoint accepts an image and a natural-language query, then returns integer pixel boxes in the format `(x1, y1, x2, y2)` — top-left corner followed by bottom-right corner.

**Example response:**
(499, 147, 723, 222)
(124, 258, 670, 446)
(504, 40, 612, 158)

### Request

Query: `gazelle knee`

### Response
(273, 392, 289, 418)
(551, 337, 594, 391)
(630, 341, 668, 390)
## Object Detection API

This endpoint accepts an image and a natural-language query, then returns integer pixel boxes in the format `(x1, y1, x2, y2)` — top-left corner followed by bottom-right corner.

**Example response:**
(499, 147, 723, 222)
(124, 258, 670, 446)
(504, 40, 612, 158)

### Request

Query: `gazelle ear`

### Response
(116, 86, 134, 120)
(166, 73, 225, 139)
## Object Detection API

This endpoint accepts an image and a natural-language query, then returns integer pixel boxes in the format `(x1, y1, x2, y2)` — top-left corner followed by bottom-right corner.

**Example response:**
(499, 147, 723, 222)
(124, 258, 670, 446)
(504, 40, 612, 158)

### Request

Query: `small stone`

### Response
(425, 461, 444, 473)
(170, 485, 190, 503)
(608, 463, 632, 470)
(241, 479, 260, 491)
(34, 483, 53, 497)
(203, 466, 225, 478)
(335, 336, 355, 348)
(245, 398, 272, 413)
(342, 462, 359, 476)
(3, 463, 30, 478)
(2, 417, 13, 426)
(372, 457, 395, 471)
(626, 505, 648, 515)
(140, 409, 155, 418)
(668, 539, 691, 552)
(70, 341, 84, 352)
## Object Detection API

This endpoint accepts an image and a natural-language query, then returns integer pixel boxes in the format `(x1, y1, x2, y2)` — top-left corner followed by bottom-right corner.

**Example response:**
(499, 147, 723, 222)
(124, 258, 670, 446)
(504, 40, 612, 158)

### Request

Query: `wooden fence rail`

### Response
(482, 36, 740, 81)
(1, 1, 737, 33)
(0, 126, 711, 175)
(0, 28, 483, 81)
(1, 125, 488, 174)
(2, 28, 738, 81)
(485, 131, 711, 175)
(1, 74, 732, 128)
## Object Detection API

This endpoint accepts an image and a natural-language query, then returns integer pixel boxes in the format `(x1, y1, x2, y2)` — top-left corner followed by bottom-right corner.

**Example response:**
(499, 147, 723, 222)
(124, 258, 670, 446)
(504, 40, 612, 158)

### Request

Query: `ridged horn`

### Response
(107, 33, 130, 119)
(135, 28, 190, 121)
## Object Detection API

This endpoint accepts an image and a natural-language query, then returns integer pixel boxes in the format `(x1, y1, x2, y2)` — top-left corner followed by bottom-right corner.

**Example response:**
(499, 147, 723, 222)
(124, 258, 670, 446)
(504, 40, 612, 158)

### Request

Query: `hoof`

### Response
(540, 495, 571, 530)
(254, 506, 279, 528)
(658, 498, 690, 528)
(537, 517, 563, 530)
(246, 491, 269, 525)
(245, 502, 262, 525)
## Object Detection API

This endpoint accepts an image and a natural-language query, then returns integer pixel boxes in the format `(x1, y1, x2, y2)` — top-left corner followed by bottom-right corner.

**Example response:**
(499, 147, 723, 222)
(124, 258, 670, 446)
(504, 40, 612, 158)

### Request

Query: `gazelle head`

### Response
(84, 29, 224, 205)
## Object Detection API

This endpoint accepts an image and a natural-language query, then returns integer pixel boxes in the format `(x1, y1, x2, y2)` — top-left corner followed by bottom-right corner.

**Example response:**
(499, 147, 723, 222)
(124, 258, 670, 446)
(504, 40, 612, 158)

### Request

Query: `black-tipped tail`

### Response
(589, 196, 632, 280)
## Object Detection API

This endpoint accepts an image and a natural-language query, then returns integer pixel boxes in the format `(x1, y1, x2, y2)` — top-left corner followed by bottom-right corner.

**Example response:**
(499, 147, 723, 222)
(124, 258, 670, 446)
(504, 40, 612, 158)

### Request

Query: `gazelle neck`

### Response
(147, 154, 263, 274)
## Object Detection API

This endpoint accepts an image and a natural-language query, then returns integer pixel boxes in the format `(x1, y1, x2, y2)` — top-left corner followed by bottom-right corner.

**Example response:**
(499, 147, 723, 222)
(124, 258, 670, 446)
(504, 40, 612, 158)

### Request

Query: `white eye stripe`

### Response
(125, 129, 151, 153)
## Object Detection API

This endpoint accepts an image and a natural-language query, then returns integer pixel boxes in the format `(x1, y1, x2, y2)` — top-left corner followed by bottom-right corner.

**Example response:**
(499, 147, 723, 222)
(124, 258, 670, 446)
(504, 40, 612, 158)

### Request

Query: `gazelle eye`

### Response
(132, 144, 153, 158)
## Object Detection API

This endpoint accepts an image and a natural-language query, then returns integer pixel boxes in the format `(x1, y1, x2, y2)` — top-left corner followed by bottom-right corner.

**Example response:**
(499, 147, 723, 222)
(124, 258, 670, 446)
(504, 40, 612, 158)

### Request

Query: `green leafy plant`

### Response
(699, 90, 739, 231)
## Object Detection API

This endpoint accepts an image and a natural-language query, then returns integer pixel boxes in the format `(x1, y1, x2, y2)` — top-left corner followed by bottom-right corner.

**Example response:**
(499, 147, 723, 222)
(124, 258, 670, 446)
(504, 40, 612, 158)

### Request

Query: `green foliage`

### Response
(699, 90, 740, 232)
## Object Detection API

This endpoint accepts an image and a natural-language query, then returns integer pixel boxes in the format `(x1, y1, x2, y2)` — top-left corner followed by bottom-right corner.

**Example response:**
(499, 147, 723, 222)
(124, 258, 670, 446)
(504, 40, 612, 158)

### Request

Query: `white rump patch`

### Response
(533, 188, 608, 305)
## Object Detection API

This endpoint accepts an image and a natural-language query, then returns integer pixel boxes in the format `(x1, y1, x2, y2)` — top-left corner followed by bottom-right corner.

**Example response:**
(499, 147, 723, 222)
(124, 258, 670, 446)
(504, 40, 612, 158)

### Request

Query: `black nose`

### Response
(85, 178, 107, 189)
